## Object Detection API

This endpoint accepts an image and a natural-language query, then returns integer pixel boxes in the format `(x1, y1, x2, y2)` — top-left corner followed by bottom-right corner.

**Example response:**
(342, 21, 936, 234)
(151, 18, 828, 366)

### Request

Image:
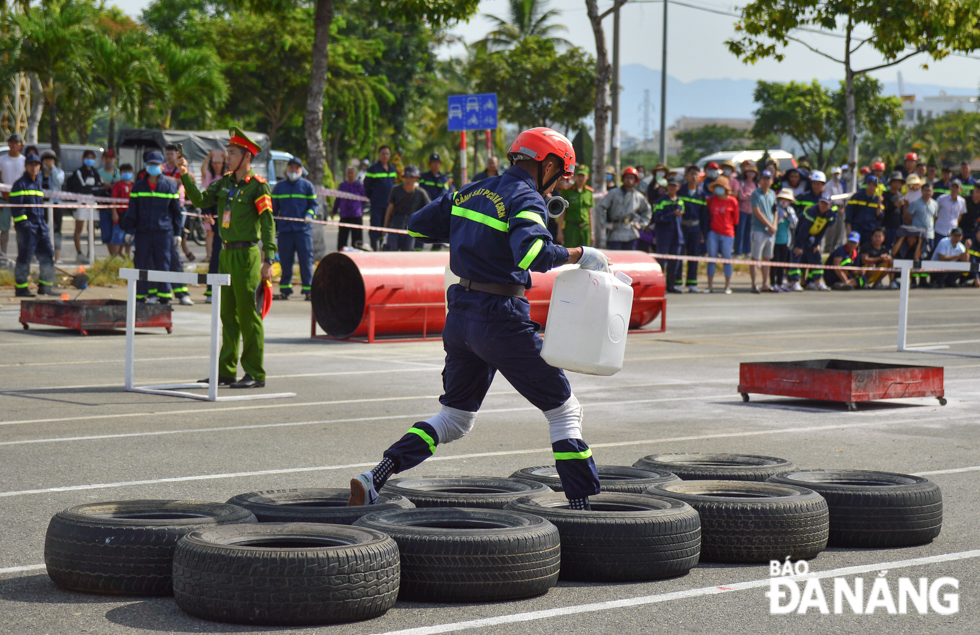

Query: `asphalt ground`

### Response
(1, 260, 978, 634)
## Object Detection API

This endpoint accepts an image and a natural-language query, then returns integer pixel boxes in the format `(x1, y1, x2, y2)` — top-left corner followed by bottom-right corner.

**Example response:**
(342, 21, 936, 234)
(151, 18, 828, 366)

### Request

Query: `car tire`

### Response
(509, 465, 680, 494)
(381, 477, 552, 509)
(354, 507, 560, 602)
(226, 488, 414, 524)
(767, 470, 942, 547)
(44, 500, 256, 596)
(173, 523, 399, 625)
(647, 480, 828, 563)
(634, 453, 795, 481)
(505, 492, 700, 581)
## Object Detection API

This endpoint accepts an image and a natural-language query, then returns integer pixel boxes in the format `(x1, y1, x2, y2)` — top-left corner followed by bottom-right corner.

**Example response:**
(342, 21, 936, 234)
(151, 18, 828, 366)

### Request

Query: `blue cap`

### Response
(24, 153, 41, 165)
(145, 151, 164, 164)
(287, 156, 303, 168)
(818, 191, 832, 203)
(847, 231, 861, 243)
(760, 169, 773, 179)
(864, 174, 878, 185)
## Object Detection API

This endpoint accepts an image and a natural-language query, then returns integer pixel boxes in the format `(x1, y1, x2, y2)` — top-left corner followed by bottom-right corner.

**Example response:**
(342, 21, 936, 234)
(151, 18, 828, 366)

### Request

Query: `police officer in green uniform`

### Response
(561, 164, 595, 248)
(177, 127, 276, 389)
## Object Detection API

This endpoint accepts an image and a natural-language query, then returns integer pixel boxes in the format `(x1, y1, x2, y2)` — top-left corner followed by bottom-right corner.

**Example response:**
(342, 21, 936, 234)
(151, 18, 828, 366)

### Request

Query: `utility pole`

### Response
(610, 4, 622, 180)
(640, 89, 652, 142)
(659, 0, 668, 164)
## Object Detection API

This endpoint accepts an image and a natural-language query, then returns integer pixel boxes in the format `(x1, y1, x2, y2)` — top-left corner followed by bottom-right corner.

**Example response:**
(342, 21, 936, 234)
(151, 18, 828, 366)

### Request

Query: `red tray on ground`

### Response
(19, 299, 172, 336)
(738, 359, 945, 411)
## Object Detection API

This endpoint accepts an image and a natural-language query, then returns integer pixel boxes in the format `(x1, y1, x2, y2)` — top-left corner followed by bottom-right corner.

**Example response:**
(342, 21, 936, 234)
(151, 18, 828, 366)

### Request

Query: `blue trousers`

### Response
(680, 225, 702, 287)
(655, 226, 683, 290)
(789, 247, 823, 283)
(134, 232, 171, 299)
(15, 223, 55, 289)
(734, 212, 753, 256)
(278, 230, 314, 296)
(382, 300, 601, 499)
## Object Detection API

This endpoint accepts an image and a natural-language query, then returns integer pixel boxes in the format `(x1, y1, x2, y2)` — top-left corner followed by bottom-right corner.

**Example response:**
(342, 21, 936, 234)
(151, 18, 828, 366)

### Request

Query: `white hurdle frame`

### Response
(896, 258, 979, 357)
(121, 267, 296, 401)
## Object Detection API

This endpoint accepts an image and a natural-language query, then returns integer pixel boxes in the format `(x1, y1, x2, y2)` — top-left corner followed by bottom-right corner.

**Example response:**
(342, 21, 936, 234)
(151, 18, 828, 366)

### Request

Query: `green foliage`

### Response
(864, 112, 980, 167)
(752, 77, 901, 169)
(472, 37, 595, 131)
(675, 125, 751, 165)
(146, 39, 228, 129)
(476, 0, 570, 51)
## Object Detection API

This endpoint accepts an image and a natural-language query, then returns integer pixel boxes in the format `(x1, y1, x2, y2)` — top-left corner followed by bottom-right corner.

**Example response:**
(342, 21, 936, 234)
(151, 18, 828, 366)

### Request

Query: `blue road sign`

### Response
(448, 93, 497, 131)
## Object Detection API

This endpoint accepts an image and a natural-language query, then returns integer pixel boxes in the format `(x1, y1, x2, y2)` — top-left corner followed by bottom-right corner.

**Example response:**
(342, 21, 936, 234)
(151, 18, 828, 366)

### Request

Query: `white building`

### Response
(900, 93, 979, 126)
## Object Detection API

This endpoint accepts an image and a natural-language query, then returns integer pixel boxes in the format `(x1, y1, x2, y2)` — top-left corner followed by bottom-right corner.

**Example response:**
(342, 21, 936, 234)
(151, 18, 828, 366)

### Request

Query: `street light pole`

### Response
(611, 4, 621, 180)
(659, 0, 668, 164)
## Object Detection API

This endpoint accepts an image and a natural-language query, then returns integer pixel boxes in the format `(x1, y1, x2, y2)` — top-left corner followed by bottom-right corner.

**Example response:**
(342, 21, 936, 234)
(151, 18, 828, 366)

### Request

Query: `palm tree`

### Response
(88, 32, 163, 150)
(476, 0, 570, 51)
(149, 39, 228, 129)
(2, 0, 95, 157)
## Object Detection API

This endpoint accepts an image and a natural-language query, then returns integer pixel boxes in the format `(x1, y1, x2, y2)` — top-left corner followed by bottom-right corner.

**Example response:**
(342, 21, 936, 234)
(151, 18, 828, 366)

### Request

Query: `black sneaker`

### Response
(38, 285, 59, 296)
(230, 374, 265, 389)
(275, 293, 290, 301)
(15, 288, 36, 297)
(198, 375, 237, 386)
(303, 292, 312, 302)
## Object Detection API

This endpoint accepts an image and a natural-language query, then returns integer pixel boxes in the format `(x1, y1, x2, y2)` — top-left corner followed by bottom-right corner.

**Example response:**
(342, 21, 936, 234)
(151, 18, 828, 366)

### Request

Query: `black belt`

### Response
(457, 278, 526, 297)
(223, 241, 255, 249)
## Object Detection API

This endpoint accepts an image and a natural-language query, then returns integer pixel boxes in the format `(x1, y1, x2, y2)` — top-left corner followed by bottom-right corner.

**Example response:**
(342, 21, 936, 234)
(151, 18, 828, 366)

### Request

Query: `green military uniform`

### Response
(563, 164, 594, 248)
(181, 128, 276, 382)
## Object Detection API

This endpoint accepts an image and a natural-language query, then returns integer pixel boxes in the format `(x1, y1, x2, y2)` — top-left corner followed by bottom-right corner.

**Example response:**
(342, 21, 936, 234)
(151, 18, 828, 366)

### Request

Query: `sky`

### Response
(112, 0, 979, 90)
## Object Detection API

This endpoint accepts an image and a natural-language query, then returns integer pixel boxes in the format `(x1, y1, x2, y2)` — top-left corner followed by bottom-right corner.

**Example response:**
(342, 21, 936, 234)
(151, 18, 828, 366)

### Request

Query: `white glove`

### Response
(304, 215, 314, 223)
(577, 246, 610, 273)
(124, 234, 134, 246)
(173, 236, 181, 249)
(84, 177, 95, 186)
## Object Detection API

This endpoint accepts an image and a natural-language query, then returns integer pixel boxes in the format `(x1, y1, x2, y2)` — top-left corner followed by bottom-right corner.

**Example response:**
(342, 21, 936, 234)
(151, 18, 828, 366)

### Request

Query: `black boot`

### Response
(230, 373, 265, 389)
(198, 375, 237, 386)
(38, 285, 59, 296)
(15, 287, 36, 297)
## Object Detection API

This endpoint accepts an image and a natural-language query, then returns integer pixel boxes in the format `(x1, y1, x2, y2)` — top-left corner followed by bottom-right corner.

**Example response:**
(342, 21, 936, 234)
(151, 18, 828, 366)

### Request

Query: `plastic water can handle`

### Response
(614, 271, 633, 285)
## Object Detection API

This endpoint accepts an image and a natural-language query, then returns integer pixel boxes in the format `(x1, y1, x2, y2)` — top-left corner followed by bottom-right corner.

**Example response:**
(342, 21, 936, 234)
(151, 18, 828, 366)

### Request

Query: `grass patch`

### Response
(83, 256, 135, 286)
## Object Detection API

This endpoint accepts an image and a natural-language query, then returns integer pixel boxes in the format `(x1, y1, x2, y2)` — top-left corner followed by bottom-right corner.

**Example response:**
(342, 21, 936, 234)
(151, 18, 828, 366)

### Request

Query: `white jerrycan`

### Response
(541, 268, 634, 375)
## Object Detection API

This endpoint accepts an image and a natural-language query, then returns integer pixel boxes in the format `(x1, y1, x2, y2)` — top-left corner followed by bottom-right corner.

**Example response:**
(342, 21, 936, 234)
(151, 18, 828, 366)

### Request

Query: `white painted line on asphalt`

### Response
(0, 413, 953, 497)
(368, 549, 980, 635)
(0, 564, 45, 575)
(914, 465, 980, 476)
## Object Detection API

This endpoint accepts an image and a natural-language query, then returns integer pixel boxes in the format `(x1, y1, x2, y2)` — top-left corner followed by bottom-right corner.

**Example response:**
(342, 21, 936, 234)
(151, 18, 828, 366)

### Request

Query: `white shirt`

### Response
(935, 193, 966, 236)
(0, 153, 25, 187)
(931, 237, 966, 260)
(904, 187, 922, 205)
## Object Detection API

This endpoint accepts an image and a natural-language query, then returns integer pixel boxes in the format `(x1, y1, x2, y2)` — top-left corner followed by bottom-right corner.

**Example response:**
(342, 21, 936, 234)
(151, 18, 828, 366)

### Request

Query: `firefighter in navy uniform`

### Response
(348, 128, 608, 511)
(789, 192, 838, 291)
(272, 157, 318, 300)
(120, 152, 182, 304)
(11, 153, 57, 296)
(653, 174, 686, 293)
(419, 153, 450, 251)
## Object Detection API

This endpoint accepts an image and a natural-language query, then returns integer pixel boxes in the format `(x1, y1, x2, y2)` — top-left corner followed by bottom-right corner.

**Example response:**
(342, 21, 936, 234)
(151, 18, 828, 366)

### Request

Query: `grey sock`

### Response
(371, 457, 395, 489)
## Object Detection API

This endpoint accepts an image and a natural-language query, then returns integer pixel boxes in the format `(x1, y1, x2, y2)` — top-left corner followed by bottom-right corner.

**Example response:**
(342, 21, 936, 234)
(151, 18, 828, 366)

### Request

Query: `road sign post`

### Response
(448, 93, 497, 187)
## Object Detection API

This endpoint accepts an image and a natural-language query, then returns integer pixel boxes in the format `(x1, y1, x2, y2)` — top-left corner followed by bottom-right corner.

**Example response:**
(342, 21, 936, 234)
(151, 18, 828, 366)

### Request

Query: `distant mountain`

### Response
(619, 63, 977, 138)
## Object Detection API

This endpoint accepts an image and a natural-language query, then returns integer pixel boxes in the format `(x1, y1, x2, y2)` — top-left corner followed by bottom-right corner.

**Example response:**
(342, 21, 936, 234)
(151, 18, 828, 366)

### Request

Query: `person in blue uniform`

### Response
(653, 174, 685, 294)
(678, 165, 708, 291)
(363, 145, 396, 251)
(790, 192, 838, 291)
(12, 153, 57, 296)
(348, 128, 610, 511)
(846, 174, 882, 253)
(419, 153, 450, 253)
(120, 151, 182, 303)
(272, 157, 317, 300)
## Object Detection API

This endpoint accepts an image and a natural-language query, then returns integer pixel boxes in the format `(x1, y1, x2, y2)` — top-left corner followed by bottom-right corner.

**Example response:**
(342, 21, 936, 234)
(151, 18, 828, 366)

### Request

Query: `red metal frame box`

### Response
(738, 359, 945, 410)
(20, 300, 172, 336)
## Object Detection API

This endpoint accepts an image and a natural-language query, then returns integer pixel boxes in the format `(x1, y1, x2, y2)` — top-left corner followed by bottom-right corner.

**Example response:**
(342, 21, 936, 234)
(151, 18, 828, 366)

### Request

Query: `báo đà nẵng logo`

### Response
(766, 557, 959, 615)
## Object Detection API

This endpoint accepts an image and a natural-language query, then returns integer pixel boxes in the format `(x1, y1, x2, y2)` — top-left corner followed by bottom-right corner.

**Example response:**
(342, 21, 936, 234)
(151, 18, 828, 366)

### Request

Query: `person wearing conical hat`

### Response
(176, 127, 276, 389)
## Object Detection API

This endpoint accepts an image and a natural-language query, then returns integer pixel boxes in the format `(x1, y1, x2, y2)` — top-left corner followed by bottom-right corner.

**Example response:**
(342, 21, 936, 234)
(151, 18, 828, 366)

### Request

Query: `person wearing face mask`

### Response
(109, 163, 135, 257)
(677, 164, 708, 291)
(66, 149, 106, 263)
(38, 150, 65, 261)
(734, 160, 758, 257)
(705, 175, 740, 294)
(597, 166, 651, 250)
(645, 163, 670, 203)
(120, 151, 182, 305)
(271, 157, 318, 300)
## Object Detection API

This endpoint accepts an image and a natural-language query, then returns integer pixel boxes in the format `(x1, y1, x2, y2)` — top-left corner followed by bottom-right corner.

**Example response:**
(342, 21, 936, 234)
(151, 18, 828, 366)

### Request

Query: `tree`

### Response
(472, 37, 595, 131)
(476, 0, 569, 51)
(301, 0, 478, 191)
(727, 0, 980, 192)
(88, 31, 162, 150)
(147, 39, 228, 129)
(751, 77, 901, 170)
(585, 0, 625, 194)
(868, 112, 980, 167)
(2, 0, 96, 157)
(675, 125, 751, 165)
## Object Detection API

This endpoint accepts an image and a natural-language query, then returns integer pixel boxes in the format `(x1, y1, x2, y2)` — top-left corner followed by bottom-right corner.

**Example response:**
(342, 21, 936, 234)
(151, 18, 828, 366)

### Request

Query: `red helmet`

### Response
(905, 152, 918, 161)
(705, 162, 719, 169)
(859, 166, 871, 175)
(508, 127, 576, 176)
(622, 166, 639, 179)
(872, 161, 886, 171)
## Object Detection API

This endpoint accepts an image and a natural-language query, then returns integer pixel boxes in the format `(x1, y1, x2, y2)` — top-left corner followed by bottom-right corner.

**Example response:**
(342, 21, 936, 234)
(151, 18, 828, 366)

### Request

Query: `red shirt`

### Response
(707, 195, 740, 237)
(111, 180, 134, 220)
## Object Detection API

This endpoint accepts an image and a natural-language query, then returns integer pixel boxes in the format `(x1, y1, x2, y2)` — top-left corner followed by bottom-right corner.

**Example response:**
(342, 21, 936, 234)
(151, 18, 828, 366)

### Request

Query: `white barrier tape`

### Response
(651, 251, 896, 273)
(0, 203, 116, 209)
(184, 212, 411, 236)
(315, 186, 370, 203)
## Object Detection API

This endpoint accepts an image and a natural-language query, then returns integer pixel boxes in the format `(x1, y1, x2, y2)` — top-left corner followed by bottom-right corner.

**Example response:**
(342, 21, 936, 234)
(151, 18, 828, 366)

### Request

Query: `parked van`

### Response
(697, 150, 797, 172)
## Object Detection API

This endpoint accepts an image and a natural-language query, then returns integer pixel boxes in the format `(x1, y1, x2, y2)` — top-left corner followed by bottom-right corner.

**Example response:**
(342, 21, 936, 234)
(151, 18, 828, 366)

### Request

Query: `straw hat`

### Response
(776, 188, 796, 203)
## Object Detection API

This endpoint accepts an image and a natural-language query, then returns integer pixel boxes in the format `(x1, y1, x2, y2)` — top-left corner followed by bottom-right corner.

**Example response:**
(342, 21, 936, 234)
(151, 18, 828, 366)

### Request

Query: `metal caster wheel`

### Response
(846, 402, 857, 411)
(938, 397, 947, 406)
(740, 393, 750, 402)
